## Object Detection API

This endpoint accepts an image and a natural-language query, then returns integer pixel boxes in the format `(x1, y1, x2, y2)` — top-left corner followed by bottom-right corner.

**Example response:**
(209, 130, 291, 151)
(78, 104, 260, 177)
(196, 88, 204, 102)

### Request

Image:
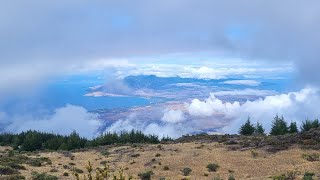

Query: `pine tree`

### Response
(312, 119, 320, 128)
(301, 119, 320, 132)
(239, 117, 255, 136)
(22, 131, 43, 151)
(255, 122, 265, 135)
(270, 115, 288, 135)
(288, 122, 298, 133)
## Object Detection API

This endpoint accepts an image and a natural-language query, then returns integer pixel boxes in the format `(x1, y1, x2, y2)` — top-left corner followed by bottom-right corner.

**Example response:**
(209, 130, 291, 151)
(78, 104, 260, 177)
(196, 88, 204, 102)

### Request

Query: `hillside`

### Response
(1, 129, 320, 180)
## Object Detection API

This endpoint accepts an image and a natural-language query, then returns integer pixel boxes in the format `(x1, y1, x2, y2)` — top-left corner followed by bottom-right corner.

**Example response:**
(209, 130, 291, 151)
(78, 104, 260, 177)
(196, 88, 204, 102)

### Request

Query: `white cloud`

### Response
(4, 105, 101, 138)
(223, 80, 261, 86)
(161, 109, 185, 123)
(186, 87, 320, 134)
(119, 63, 292, 80)
(105, 113, 191, 139)
(187, 94, 241, 117)
(212, 89, 276, 96)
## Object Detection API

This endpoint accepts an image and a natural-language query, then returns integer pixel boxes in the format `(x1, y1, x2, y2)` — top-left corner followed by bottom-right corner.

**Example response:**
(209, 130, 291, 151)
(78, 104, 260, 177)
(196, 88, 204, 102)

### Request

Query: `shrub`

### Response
(49, 168, 58, 172)
(228, 174, 236, 180)
(270, 115, 288, 135)
(155, 153, 161, 157)
(239, 117, 255, 135)
(27, 159, 42, 167)
(31, 172, 58, 180)
(63, 172, 69, 176)
(181, 167, 192, 176)
(74, 168, 84, 174)
(250, 150, 259, 158)
(272, 171, 298, 180)
(100, 160, 107, 165)
(1, 175, 26, 180)
(302, 153, 320, 162)
(303, 172, 315, 180)
(272, 174, 286, 180)
(138, 170, 154, 180)
(8, 150, 14, 157)
(163, 166, 169, 170)
(0, 165, 18, 175)
(131, 154, 140, 158)
(101, 150, 110, 157)
(206, 163, 219, 172)
(7, 162, 26, 170)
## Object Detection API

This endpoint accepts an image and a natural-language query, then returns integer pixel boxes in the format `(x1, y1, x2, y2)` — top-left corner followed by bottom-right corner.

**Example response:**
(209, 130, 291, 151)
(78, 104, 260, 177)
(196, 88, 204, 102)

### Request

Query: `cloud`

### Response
(187, 95, 241, 117)
(186, 87, 320, 134)
(212, 89, 276, 96)
(161, 109, 185, 123)
(119, 63, 292, 80)
(3, 105, 101, 138)
(0, 0, 320, 92)
(222, 80, 261, 86)
(104, 113, 191, 139)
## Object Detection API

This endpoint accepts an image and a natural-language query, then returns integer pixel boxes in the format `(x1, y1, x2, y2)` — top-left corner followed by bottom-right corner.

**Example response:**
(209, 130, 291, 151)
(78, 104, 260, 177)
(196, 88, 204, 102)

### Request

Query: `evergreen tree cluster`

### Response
(238, 118, 265, 136)
(239, 115, 319, 136)
(0, 130, 161, 152)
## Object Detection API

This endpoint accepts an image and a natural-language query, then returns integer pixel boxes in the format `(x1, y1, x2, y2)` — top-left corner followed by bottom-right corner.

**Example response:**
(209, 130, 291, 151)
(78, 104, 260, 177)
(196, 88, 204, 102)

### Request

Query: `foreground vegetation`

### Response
(0, 141, 319, 179)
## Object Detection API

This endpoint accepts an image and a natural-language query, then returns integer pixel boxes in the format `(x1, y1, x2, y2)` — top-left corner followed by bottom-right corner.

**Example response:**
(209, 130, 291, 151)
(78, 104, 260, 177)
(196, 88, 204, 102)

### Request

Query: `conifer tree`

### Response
(255, 122, 265, 135)
(239, 117, 255, 135)
(288, 122, 298, 133)
(270, 115, 288, 135)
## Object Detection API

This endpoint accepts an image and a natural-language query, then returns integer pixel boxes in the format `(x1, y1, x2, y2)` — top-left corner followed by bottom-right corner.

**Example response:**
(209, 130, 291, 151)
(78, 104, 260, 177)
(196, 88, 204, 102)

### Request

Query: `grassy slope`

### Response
(1, 142, 320, 180)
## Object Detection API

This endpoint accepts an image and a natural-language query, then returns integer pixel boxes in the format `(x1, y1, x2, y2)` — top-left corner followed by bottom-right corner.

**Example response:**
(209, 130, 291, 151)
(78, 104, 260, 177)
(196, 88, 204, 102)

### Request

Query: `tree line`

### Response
(0, 130, 169, 151)
(239, 115, 320, 136)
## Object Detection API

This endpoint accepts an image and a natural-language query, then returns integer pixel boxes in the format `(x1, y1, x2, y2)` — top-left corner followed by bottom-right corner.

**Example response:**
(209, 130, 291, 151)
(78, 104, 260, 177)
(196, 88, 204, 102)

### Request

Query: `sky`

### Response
(1, 1, 320, 138)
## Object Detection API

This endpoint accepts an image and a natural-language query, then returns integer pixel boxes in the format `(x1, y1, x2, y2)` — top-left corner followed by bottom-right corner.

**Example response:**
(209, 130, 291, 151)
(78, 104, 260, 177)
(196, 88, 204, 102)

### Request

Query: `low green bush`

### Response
(302, 153, 320, 162)
(303, 172, 315, 180)
(138, 170, 154, 180)
(181, 167, 192, 176)
(31, 172, 58, 180)
(206, 163, 219, 172)
(74, 168, 84, 174)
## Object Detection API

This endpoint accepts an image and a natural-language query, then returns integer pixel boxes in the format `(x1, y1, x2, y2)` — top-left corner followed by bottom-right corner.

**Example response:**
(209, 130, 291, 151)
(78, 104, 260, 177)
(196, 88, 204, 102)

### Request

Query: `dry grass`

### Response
(3, 143, 320, 179)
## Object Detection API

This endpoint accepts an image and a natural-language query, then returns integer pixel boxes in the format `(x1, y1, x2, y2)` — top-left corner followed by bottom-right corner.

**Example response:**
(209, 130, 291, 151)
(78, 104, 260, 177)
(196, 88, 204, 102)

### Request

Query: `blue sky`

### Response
(1, 1, 320, 138)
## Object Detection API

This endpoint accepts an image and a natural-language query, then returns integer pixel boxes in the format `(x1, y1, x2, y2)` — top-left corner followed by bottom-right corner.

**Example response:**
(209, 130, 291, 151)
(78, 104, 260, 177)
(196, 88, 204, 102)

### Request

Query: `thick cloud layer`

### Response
(186, 87, 320, 133)
(105, 113, 191, 139)
(2, 105, 101, 138)
(1, 0, 320, 92)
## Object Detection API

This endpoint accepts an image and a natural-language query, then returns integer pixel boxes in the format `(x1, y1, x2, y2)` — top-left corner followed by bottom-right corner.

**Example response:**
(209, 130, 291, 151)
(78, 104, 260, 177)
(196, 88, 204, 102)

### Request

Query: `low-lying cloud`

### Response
(222, 80, 261, 86)
(186, 87, 320, 133)
(161, 109, 185, 123)
(104, 113, 191, 139)
(2, 105, 101, 138)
